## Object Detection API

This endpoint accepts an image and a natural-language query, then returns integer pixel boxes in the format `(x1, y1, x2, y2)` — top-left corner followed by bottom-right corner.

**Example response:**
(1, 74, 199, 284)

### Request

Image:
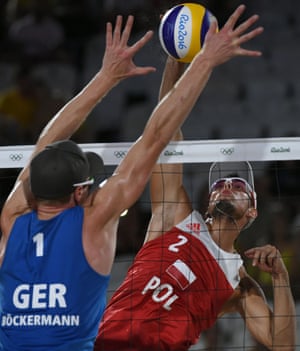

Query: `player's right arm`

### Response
(145, 57, 192, 243)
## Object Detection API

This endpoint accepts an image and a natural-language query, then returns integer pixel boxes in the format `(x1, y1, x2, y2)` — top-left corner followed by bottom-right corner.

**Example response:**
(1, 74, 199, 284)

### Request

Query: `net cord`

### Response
(0, 136, 298, 168)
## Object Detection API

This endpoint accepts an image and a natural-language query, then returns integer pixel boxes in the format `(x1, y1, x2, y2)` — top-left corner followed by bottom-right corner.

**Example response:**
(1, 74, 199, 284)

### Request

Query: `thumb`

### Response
(205, 19, 218, 41)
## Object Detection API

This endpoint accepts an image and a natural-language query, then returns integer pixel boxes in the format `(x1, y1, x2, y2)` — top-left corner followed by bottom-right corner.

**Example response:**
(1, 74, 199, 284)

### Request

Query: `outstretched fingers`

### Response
(112, 15, 123, 46)
(204, 19, 218, 42)
(233, 12, 264, 49)
(234, 13, 260, 37)
(234, 25, 264, 56)
(129, 30, 154, 56)
(106, 15, 153, 55)
(238, 26, 264, 45)
(222, 4, 246, 31)
(128, 31, 156, 76)
(120, 15, 134, 46)
(233, 30, 263, 57)
(106, 15, 132, 48)
(105, 22, 113, 48)
(229, 10, 264, 57)
(103, 14, 156, 79)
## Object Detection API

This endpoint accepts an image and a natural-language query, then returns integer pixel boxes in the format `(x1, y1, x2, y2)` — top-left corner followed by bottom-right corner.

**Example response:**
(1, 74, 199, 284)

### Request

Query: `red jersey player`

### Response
(95, 5, 295, 351)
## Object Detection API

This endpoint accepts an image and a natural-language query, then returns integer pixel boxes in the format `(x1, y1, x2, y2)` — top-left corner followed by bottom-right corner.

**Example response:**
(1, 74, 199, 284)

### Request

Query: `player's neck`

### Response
(208, 220, 239, 253)
(37, 203, 72, 220)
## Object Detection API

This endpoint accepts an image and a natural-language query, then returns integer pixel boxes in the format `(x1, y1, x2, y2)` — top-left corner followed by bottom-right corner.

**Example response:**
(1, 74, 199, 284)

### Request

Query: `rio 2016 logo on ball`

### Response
(159, 3, 217, 63)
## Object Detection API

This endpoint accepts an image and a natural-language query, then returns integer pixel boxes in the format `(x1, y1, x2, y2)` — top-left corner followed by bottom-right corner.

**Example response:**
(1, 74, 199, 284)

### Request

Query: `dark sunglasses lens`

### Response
(211, 178, 250, 193)
(231, 179, 247, 191)
(211, 180, 225, 191)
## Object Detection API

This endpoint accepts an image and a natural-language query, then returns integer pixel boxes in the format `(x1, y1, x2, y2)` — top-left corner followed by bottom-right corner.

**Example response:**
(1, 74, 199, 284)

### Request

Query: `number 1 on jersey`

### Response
(33, 233, 44, 257)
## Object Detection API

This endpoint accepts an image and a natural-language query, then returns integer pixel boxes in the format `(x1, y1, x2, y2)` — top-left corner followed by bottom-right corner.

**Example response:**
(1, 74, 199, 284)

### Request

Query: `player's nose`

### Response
(223, 180, 232, 189)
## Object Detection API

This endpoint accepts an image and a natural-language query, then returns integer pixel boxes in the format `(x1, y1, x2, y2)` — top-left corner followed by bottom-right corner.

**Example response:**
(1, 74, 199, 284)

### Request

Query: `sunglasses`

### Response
(210, 177, 253, 195)
(73, 177, 94, 187)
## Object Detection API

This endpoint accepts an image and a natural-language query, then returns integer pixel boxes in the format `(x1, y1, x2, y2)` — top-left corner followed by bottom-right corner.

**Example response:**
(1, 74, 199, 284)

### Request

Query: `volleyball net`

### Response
(0, 137, 299, 350)
(1, 136, 299, 168)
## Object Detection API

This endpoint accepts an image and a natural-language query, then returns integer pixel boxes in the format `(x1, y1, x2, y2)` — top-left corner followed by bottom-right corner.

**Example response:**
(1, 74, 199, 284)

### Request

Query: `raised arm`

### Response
(241, 245, 296, 350)
(1, 15, 155, 234)
(34, 16, 155, 150)
(144, 57, 191, 242)
(145, 4, 265, 242)
(94, 5, 264, 227)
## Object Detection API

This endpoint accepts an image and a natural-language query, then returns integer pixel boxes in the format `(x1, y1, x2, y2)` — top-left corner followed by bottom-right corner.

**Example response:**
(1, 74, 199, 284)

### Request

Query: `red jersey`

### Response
(95, 211, 243, 351)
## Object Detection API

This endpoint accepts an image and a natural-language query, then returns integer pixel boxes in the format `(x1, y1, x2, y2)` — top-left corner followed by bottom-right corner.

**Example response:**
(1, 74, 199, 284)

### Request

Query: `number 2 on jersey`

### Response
(168, 234, 188, 252)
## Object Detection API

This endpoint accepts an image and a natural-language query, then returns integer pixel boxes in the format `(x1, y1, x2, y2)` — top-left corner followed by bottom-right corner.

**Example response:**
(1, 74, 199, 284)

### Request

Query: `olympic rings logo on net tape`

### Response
(220, 147, 234, 155)
(114, 151, 127, 159)
(9, 153, 24, 161)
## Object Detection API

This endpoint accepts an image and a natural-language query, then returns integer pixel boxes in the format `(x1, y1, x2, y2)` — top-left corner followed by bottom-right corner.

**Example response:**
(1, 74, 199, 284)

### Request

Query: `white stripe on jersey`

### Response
(176, 210, 243, 289)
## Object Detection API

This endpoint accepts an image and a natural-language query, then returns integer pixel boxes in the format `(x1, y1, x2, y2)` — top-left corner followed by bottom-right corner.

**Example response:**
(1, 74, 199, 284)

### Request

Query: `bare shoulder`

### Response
(82, 193, 120, 275)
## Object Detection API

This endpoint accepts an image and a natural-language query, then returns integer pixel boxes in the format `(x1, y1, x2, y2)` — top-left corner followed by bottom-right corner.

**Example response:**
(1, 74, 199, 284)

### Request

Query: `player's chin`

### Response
(214, 199, 247, 221)
(212, 199, 235, 217)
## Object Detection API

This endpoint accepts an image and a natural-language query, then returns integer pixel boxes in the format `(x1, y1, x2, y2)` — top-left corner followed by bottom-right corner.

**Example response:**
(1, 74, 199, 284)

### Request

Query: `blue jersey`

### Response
(0, 206, 110, 351)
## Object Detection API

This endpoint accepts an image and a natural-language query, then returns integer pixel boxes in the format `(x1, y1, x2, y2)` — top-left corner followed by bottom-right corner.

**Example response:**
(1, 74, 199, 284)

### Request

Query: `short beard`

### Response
(211, 200, 243, 222)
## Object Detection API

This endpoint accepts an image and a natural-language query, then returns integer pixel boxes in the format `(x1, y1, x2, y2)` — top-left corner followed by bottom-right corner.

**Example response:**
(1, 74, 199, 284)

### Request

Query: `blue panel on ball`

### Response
(162, 5, 183, 59)
(200, 11, 210, 46)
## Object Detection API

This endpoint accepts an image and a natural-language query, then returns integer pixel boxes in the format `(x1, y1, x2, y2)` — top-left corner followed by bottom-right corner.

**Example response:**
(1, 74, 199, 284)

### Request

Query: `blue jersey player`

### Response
(0, 15, 156, 351)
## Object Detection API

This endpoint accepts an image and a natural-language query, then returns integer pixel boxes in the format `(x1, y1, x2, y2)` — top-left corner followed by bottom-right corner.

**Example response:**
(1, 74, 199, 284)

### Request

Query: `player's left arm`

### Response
(239, 246, 296, 350)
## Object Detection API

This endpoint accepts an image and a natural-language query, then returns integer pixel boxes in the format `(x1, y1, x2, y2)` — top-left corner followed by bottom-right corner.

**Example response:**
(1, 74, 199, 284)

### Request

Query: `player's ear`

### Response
(74, 185, 87, 202)
(247, 207, 257, 219)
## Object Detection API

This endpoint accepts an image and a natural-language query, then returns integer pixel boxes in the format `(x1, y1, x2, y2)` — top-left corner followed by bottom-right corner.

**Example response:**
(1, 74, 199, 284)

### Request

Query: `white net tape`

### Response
(0, 137, 299, 168)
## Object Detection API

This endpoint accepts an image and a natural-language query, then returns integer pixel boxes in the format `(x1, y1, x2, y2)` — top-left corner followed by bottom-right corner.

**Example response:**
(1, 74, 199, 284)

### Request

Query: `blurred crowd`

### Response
(0, 0, 253, 145)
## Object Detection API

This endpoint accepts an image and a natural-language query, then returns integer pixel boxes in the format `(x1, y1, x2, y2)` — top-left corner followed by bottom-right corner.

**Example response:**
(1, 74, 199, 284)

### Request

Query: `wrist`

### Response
(190, 54, 213, 72)
(82, 69, 120, 104)
(272, 270, 290, 287)
(95, 69, 120, 89)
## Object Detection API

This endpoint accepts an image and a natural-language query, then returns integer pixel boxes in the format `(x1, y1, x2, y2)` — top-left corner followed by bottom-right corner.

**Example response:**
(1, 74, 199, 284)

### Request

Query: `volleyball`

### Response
(158, 3, 217, 63)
